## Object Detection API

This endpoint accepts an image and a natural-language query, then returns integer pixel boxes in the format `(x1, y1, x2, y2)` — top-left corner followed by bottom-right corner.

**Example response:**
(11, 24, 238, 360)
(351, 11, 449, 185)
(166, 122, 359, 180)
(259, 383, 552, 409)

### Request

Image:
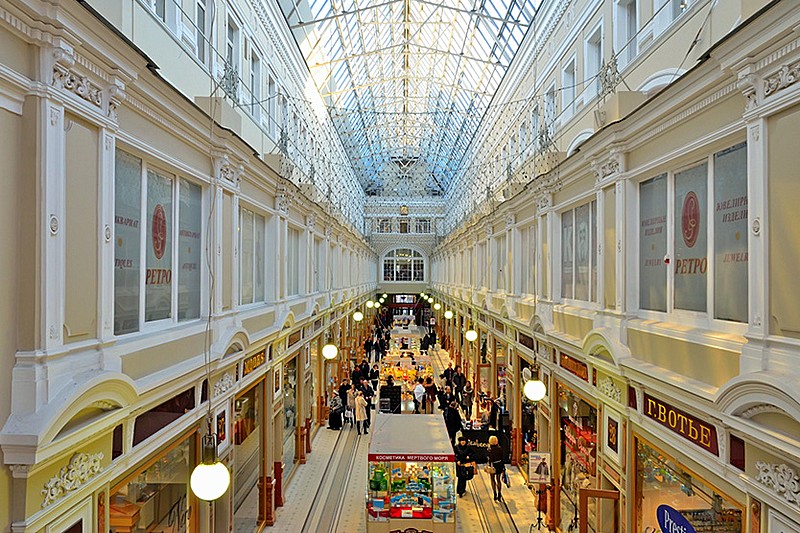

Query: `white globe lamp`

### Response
(366, 300, 375, 308)
(524, 379, 547, 402)
(190, 433, 231, 501)
(465, 329, 478, 342)
(444, 310, 453, 320)
(433, 303, 441, 311)
(374, 301, 381, 308)
(322, 342, 338, 360)
(382, 293, 388, 298)
(353, 311, 364, 322)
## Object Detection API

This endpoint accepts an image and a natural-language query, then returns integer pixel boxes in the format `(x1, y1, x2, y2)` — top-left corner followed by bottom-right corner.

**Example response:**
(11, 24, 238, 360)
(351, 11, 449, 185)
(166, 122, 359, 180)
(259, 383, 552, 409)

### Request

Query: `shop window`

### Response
(635, 438, 742, 532)
(557, 383, 598, 533)
(283, 358, 298, 481)
(233, 383, 263, 530)
(286, 226, 302, 296)
(110, 435, 195, 533)
(415, 218, 431, 233)
(132, 388, 195, 447)
(638, 143, 748, 322)
(239, 207, 267, 305)
(114, 149, 202, 335)
(561, 200, 598, 302)
(399, 219, 409, 233)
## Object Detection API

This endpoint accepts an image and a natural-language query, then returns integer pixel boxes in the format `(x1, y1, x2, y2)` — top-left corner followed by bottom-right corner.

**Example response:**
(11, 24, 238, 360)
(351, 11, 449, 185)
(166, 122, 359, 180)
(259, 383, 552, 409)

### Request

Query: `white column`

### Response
(40, 98, 66, 352)
(231, 194, 240, 310)
(98, 130, 117, 344)
(213, 185, 225, 314)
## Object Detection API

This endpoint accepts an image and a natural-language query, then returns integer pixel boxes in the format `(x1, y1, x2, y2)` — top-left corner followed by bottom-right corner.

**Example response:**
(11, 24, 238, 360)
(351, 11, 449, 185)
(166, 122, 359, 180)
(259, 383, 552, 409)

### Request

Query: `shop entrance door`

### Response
(579, 488, 619, 533)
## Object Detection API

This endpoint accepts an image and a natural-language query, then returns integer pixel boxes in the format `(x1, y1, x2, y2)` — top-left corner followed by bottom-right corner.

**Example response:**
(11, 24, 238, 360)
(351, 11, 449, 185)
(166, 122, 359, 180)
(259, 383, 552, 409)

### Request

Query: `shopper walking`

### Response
(487, 435, 505, 501)
(369, 364, 380, 391)
(361, 378, 375, 429)
(454, 435, 476, 497)
(424, 377, 438, 414)
(452, 365, 466, 403)
(462, 381, 474, 419)
(444, 401, 463, 446)
(354, 390, 369, 435)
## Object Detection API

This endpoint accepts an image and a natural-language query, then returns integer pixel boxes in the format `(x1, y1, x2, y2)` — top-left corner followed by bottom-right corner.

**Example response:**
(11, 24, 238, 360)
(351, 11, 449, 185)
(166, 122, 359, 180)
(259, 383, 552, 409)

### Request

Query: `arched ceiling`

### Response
(279, 0, 541, 197)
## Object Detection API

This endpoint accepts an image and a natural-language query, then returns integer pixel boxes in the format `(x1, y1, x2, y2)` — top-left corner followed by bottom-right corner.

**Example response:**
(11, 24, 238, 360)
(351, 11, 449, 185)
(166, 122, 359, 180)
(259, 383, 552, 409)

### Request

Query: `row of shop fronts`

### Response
(434, 302, 797, 533)
(24, 307, 368, 533)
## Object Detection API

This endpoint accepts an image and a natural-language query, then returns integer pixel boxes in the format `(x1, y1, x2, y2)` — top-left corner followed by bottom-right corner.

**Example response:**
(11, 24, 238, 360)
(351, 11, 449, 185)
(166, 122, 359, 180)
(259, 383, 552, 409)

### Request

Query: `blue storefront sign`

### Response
(657, 505, 696, 533)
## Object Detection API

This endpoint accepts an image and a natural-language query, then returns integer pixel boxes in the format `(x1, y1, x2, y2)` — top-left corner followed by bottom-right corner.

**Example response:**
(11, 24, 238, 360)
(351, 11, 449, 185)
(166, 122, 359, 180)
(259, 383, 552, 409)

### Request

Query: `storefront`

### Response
(635, 437, 743, 533)
(556, 378, 598, 533)
(109, 431, 197, 533)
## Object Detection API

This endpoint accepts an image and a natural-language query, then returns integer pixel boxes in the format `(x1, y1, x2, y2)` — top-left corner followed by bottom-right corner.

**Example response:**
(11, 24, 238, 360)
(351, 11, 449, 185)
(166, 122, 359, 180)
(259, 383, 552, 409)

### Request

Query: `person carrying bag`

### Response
(486, 435, 505, 502)
(454, 435, 476, 497)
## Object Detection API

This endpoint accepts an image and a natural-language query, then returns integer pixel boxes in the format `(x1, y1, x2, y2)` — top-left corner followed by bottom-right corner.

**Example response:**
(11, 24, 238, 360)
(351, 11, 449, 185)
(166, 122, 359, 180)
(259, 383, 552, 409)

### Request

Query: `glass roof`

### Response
(280, 0, 540, 196)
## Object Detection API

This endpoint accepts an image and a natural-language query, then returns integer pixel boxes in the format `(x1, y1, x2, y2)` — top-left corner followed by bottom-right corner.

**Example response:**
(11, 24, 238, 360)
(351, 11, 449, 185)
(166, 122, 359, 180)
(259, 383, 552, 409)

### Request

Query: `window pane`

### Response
(255, 214, 265, 302)
(561, 210, 574, 299)
(383, 259, 394, 281)
(591, 200, 597, 302)
(114, 149, 142, 335)
(714, 143, 748, 322)
(145, 169, 173, 322)
(240, 209, 254, 304)
(178, 179, 202, 320)
(674, 163, 708, 312)
(575, 203, 590, 301)
(639, 174, 667, 311)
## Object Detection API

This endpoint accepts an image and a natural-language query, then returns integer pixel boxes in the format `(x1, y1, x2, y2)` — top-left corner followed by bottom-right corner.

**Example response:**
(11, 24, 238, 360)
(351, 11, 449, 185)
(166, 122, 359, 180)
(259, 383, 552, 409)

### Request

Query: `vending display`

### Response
(366, 414, 457, 532)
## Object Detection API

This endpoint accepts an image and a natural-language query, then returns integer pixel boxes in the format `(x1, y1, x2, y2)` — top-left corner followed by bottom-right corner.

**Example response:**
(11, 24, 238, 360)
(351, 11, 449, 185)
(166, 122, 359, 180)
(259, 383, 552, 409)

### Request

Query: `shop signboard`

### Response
(242, 349, 266, 377)
(656, 504, 696, 533)
(643, 393, 718, 455)
(560, 352, 589, 382)
(460, 428, 510, 464)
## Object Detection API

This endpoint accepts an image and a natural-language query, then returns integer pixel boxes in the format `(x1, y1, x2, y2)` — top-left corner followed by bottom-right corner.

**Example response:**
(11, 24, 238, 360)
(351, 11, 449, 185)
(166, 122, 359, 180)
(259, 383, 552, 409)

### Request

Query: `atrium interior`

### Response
(0, 0, 799, 531)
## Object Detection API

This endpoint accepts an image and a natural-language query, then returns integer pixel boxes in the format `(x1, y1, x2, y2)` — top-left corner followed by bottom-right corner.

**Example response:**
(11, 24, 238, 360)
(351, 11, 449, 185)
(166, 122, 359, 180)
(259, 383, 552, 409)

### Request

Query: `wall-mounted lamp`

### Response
(444, 310, 454, 320)
(465, 329, 478, 342)
(322, 339, 339, 360)
(353, 311, 364, 322)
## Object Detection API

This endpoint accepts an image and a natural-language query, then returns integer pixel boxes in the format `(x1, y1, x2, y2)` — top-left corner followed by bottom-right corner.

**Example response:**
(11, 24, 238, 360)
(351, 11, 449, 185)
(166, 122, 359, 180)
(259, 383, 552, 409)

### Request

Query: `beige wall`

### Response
(627, 329, 739, 387)
(0, 106, 22, 531)
(121, 332, 205, 379)
(553, 310, 593, 341)
(64, 114, 99, 343)
(768, 104, 800, 339)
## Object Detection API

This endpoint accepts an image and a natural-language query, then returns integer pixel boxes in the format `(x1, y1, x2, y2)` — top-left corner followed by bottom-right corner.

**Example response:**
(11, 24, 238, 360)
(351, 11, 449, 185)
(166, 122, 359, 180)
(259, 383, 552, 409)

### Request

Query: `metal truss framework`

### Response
(280, 0, 540, 197)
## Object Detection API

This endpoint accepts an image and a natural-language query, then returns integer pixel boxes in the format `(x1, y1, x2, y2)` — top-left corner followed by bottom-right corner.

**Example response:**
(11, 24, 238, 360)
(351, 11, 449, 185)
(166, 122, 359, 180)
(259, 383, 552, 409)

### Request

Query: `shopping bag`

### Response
(502, 471, 510, 487)
(484, 465, 496, 475)
(465, 464, 475, 480)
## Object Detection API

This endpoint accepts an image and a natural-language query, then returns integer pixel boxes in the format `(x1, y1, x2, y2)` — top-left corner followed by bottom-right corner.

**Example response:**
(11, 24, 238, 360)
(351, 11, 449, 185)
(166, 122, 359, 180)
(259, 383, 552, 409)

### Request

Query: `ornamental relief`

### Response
(213, 372, 235, 397)
(763, 61, 800, 98)
(755, 461, 800, 508)
(597, 377, 622, 404)
(41, 452, 104, 508)
(52, 64, 102, 108)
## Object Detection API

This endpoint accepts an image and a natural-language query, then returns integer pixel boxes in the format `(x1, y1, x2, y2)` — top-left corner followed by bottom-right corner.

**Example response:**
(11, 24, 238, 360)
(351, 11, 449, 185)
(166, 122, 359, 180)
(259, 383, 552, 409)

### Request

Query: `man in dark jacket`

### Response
(444, 401, 463, 446)
(361, 378, 375, 428)
(454, 435, 475, 497)
(452, 365, 466, 403)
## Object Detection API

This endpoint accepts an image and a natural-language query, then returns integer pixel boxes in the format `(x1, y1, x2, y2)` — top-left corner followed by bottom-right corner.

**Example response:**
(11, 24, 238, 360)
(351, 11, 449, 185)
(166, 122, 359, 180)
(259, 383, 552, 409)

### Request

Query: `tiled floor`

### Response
(244, 341, 549, 532)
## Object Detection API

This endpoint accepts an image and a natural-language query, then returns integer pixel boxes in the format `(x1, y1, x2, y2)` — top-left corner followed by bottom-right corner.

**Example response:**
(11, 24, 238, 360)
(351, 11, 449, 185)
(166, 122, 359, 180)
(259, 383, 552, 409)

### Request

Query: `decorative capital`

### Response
(754, 461, 800, 508)
(593, 153, 623, 182)
(536, 193, 552, 211)
(213, 152, 243, 185)
(42, 452, 104, 508)
(105, 80, 126, 121)
(504, 213, 516, 229)
(307, 213, 317, 230)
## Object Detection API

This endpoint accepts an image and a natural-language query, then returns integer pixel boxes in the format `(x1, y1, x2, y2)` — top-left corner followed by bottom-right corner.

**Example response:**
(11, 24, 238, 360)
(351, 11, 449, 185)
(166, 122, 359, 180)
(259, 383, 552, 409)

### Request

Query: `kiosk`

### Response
(366, 414, 456, 532)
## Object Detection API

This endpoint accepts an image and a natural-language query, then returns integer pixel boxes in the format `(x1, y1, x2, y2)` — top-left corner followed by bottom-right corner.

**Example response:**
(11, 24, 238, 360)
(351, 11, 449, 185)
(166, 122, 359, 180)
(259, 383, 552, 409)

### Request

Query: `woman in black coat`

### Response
(454, 435, 475, 497)
(487, 435, 505, 501)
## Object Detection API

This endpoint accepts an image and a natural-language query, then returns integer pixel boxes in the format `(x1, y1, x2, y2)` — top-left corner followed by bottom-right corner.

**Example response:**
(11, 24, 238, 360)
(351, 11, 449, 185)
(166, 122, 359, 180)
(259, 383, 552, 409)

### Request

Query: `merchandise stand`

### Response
(366, 414, 456, 533)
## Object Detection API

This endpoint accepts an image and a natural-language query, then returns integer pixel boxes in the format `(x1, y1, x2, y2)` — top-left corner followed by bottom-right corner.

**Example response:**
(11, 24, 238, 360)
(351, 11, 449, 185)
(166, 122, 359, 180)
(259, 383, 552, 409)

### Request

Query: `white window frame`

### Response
(615, 0, 639, 68)
(584, 21, 604, 100)
(562, 56, 577, 120)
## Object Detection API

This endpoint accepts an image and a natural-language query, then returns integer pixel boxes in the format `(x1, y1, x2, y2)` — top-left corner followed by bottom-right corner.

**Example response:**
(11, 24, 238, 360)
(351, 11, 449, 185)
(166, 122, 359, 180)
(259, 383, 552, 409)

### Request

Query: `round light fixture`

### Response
(353, 311, 364, 322)
(366, 300, 374, 308)
(190, 434, 231, 501)
(523, 379, 547, 402)
(427, 297, 434, 303)
(465, 329, 478, 342)
(322, 342, 338, 360)
(444, 310, 453, 320)
(382, 293, 388, 298)
(420, 292, 426, 297)
(374, 301, 381, 308)
(379, 298, 385, 304)
(433, 303, 441, 311)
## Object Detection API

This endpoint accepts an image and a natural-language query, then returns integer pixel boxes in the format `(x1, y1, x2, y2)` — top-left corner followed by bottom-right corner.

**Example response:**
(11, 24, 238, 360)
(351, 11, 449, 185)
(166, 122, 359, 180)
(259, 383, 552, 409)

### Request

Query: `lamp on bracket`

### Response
(523, 357, 547, 402)
(322, 334, 339, 360)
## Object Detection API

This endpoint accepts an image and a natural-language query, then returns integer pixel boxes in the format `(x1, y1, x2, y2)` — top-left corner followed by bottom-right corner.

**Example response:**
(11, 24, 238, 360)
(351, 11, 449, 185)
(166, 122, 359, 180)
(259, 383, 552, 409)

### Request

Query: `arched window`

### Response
(382, 249, 425, 282)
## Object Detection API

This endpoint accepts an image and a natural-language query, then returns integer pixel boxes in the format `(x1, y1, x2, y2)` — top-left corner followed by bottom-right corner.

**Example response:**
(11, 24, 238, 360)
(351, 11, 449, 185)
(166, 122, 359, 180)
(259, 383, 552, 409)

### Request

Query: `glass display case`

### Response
(367, 414, 457, 532)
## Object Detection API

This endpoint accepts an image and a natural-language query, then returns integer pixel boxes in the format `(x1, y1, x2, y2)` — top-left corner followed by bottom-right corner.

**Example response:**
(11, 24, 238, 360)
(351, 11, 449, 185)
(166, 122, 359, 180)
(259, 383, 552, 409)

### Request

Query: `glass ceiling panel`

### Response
(283, 0, 541, 196)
